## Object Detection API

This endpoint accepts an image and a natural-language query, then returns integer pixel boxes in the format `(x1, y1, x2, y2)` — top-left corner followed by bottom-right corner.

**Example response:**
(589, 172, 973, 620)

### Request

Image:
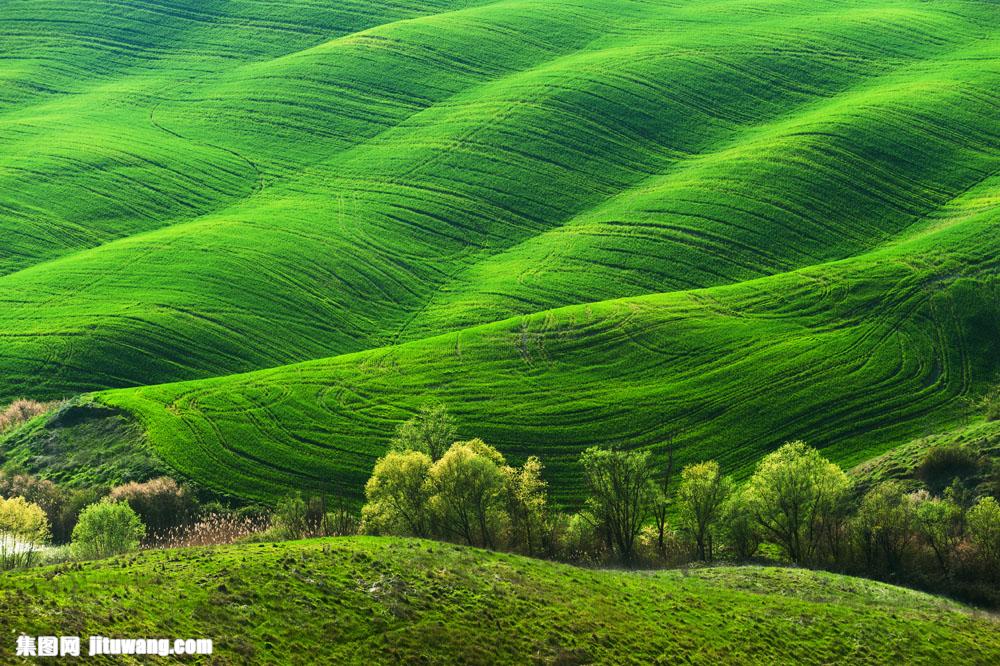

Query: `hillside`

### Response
(0, 537, 996, 664)
(1, 0, 998, 502)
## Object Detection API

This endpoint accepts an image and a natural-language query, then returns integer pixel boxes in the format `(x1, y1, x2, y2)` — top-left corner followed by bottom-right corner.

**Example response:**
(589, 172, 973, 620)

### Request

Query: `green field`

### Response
(1, 537, 997, 664)
(1, 0, 999, 502)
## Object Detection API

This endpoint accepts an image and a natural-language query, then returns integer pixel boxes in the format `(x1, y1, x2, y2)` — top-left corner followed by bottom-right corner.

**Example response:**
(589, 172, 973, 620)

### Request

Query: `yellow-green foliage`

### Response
(741, 441, 851, 564)
(0, 496, 49, 569)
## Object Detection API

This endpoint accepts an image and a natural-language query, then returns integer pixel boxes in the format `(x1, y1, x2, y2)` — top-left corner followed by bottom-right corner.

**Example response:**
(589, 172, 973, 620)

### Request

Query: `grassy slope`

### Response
(95, 183, 1000, 503)
(0, 537, 996, 664)
(0, 0, 998, 502)
(852, 418, 1000, 494)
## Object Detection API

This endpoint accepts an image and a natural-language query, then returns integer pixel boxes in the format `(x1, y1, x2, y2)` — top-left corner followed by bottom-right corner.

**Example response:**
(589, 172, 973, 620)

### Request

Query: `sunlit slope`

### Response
(0, 0, 492, 273)
(4, 538, 996, 664)
(97, 184, 1000, 503)
(0, 0, 997, 399)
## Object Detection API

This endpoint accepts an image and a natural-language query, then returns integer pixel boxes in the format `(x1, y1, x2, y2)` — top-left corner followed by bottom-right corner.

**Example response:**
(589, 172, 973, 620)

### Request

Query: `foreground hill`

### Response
(0, 537, 996, 664)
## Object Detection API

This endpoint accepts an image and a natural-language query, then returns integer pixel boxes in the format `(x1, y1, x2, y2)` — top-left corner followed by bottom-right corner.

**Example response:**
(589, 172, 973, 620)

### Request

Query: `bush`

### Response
(580, 446, 655, 566)
(0, 496, 49, 569)
(0, 472, 66, 541)
(0, 399, 55, 433)
(917, 444, 980, 494)
(54, 487, 106, 544)
(428, 440, 506, 549)
(108, 477, 194, 536)
(71, 501, 146, 560)
(272, 494, 309, 540)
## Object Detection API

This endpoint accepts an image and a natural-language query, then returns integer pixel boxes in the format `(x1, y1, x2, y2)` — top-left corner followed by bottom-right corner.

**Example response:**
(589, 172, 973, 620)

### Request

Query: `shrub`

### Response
(917, 444, 980, 494)
(0, 399, 55, 433)
(502, 455, 550, 556)
(71, 501, 146, 560)
(911, 490, 962, 574)
(54, 487, 106, 544)
(0, 496, 49, 569)
(108, 477, 194, 536)
(0, 472, 66, 541)
(272, 494, 309, 540)
(721, 494, 760, 561)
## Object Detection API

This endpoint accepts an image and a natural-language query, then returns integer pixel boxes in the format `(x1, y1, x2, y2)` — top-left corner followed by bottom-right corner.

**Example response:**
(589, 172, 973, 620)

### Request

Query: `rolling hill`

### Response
(1, 537, 997, 664)
(0, 0, 998, 504)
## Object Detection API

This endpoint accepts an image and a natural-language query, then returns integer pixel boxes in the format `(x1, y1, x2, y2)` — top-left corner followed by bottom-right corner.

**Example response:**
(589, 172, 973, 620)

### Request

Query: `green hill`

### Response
(1, 537, 996, 664)
(1, 0, 998, 502)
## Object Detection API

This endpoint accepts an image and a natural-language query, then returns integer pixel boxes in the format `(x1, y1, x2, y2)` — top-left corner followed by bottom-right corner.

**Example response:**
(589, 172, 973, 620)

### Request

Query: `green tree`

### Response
(851, 481, 916, 576)
(742, 441, 850, 564)
(0, 496, 49, 569)
(911, 491, 962, 574)
(390, 403, 457, 461)
(676, 461, 730, 561)
(428, 440, 505, 548)
(273, 493, 309, 540)
(650, 441, 676, 559)
(71, 501, 146, 560)
(502, 455, 549, 555)
(361, 450, 433, 537)
(967, 496, 1000, 572)
(722, 493, 759, 561)
(580, 446, 654, 566)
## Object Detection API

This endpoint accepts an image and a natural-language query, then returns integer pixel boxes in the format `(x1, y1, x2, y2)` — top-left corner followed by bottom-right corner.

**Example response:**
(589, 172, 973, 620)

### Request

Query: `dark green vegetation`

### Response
(0, 0, 998, 505)
(0, 537, 997, 664)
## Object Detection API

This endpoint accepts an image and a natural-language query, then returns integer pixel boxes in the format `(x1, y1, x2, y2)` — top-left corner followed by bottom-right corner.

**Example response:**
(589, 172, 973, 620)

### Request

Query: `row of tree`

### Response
(360, 406, 1000, 604)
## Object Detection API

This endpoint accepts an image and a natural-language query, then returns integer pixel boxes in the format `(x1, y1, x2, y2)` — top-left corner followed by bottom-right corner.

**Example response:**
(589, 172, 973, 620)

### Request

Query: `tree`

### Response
(722, 493, 759, 561)
(742, 441, 850, 564)
(71, 501, 146, 560)
(650, 439, 676, 558)
(272, 493, 309, 540)
(676, 461, 730, 561)
(428, 440, 505, 548)
(502, 456, 549, 555)
(389, 403, 457, 461)
(911, 491, 962, 574)
(361, 450, 433, 537)
(967, 496, 1000, 573)
(0, 472, 65, 542)
(851, 481, 916, 576)
(580, 446, 654, 566)
(0, 496, 49, 569)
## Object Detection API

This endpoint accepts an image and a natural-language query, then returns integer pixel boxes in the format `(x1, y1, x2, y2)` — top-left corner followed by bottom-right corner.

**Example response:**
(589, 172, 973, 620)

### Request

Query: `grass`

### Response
(0, 0, 997, 504)
(0, 536, 996, 664)
(0, 1, 997, 484)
